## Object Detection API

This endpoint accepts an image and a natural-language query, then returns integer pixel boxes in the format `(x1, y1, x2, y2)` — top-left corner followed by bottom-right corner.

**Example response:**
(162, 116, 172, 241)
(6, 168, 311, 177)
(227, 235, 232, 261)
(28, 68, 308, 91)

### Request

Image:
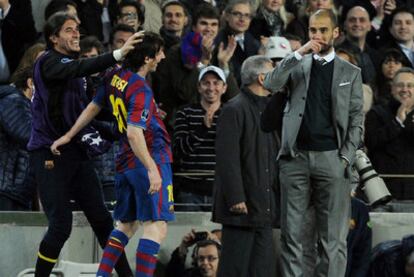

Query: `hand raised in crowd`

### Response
(396, 102, 413, 122)
(147, 165, 162, 194)
(258, 36, 269, 55)
(384, 0, 396, 15)
(0, 0, 10, 11)
(297, 39, 324, 56)
(178, 229, 219, 256)
(119, 30, 145, 58)
(374, 0, 396, 19)
(50, 134, 71, 156)
(201, 35, 215, 65)
(217, 36, 237, 68)
(230, 201, 248, 214)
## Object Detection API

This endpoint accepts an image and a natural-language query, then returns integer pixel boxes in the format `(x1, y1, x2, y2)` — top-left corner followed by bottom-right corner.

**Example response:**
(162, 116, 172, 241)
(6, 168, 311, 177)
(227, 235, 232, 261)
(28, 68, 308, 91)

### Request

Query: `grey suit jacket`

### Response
(264, 52, 364, 164)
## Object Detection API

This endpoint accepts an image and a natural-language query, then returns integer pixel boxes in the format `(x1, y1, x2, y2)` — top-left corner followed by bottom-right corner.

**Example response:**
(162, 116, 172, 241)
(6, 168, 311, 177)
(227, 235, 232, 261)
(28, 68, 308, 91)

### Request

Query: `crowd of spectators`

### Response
(1, 0, 414, 210)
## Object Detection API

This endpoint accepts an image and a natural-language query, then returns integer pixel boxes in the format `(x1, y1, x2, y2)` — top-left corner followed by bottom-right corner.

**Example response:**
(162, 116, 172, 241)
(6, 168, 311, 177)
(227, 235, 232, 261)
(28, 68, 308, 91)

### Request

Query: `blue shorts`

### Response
(113, 163, 175, 222)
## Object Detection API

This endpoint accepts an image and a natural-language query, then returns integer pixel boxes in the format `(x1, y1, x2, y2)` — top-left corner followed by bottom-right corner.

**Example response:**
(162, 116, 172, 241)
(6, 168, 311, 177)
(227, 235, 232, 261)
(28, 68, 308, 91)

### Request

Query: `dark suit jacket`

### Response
(380, 40, 413, 69)
(264, 52, 364, 165)
(365, 100, 414, 200)
(1, 0, 37, 76)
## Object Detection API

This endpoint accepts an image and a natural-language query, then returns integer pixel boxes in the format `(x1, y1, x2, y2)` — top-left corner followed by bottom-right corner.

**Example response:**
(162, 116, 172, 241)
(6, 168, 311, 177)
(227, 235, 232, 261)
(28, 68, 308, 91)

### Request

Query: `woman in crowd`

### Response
(249, 0, 293, 40)
(374, 48, 404, 105)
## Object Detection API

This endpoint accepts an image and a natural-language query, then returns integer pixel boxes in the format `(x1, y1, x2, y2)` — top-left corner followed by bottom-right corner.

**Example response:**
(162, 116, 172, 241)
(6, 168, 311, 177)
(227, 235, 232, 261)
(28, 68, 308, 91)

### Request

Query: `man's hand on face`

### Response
(297, 39, 324, 56)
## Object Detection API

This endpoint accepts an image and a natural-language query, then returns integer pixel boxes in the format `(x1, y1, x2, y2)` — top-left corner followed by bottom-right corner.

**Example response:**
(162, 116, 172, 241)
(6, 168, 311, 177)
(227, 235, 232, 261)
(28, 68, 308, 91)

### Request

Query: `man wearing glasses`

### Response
(365, 67, 414, 200)
(117, 0, 145, 32)
(213, 0, 260, 86)
(195, 240, 221, 277)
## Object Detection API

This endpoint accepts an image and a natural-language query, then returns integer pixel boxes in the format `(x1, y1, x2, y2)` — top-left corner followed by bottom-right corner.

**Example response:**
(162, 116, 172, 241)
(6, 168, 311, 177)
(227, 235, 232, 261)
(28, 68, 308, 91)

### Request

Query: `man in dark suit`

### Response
(381, 7, 414, 68)
(264, 9, 364, 277)
(213, 0, 260, 86)
(213, 55, 279, 277)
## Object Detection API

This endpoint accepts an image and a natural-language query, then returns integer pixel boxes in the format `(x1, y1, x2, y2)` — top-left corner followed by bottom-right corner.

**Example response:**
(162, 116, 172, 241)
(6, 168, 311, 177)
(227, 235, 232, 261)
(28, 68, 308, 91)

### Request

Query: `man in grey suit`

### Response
(263, 9, 364, 277)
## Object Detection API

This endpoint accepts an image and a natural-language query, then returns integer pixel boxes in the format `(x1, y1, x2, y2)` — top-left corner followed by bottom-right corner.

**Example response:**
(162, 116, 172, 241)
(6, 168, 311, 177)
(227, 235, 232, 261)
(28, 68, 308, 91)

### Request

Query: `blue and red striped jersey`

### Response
(94, 67, 172, 172)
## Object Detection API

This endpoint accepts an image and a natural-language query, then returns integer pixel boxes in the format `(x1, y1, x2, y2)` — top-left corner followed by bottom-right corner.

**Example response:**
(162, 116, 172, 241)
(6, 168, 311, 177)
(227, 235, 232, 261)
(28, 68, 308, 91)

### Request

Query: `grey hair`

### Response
(224, 0, 255, 15)
(241, 55, 273, 86)
(394, 67, 414, 82)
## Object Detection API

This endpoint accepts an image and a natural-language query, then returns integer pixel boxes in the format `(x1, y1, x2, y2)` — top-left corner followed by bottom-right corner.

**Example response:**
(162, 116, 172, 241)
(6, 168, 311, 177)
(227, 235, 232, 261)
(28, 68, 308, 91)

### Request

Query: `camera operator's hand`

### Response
(178, 229, 197, 257)
(206, 231, 220, 243)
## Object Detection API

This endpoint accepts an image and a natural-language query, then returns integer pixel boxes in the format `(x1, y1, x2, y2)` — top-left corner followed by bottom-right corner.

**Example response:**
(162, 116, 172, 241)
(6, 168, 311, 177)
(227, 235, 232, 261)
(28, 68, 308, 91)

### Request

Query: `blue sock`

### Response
(97, 229, 129, 277)
(135, 239, 160, 276)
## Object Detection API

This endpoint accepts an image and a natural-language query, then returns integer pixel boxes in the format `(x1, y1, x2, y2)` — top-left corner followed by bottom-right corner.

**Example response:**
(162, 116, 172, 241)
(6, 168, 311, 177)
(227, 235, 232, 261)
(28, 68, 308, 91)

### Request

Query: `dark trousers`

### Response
(31, 148, 131, 275)
(218, 225, 275, 277)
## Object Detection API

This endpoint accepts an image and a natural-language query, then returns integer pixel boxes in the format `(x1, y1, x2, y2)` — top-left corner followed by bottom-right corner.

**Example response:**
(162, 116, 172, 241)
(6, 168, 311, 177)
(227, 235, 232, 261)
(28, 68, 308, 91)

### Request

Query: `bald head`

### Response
(345, 6, 371, 41)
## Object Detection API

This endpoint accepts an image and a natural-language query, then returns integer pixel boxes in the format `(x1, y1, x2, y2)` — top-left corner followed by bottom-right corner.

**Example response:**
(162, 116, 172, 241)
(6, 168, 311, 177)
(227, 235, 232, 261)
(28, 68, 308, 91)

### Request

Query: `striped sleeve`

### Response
(126, 83, 153, 130)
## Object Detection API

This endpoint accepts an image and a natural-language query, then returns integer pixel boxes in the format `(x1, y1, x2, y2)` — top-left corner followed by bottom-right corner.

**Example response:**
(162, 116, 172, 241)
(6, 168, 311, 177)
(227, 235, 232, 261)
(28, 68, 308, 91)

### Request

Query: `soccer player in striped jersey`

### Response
(51, 32, 174, 277)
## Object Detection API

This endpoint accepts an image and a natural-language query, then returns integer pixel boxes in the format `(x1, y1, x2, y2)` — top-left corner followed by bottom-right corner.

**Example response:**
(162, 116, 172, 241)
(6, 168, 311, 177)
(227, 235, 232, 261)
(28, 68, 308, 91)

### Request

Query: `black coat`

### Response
(338, 39, 380, 85)
(1, 0, 37, 78)
(212, 88, 280, 227)
(365, 100, 414, 199)
(0, 85, 35, 207)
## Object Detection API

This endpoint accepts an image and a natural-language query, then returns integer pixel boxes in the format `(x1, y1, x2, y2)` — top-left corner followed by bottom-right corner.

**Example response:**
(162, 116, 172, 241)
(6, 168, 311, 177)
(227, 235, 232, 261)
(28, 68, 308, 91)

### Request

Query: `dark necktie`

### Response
(317, 58, 327, 66)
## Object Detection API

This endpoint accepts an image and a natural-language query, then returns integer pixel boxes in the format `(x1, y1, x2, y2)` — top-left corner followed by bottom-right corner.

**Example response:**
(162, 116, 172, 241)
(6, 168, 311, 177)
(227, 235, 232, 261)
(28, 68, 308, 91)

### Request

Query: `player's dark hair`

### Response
(123, 32, 164, 72)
